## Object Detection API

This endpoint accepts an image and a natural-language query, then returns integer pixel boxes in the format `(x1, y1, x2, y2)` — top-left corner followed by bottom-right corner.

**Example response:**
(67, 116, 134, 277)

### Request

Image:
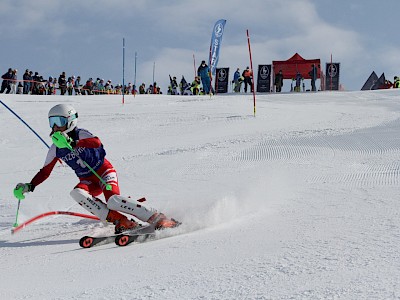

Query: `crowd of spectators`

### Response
(0, 68, 142, 96)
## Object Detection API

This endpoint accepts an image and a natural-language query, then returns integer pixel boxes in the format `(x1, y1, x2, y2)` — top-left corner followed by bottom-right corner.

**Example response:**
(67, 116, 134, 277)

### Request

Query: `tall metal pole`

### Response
(193, 54, 196, 78)
(330, 53, 333, 91)
(246, 29, 256, 117)
(122, 38, 125, 104)
(153, 62, 155, 85)
(134, 51, 137, 96)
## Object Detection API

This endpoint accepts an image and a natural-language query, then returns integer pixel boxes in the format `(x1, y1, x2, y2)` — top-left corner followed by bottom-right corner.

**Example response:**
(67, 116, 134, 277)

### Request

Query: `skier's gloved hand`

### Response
(14, 183, 35, 200)
(52, 131, 76, 149)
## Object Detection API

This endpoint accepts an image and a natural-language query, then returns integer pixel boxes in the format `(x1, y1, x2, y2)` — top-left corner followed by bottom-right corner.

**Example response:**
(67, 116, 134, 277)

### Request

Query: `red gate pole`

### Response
(11, 211, 100, 234)
(246, 29, 256, 116)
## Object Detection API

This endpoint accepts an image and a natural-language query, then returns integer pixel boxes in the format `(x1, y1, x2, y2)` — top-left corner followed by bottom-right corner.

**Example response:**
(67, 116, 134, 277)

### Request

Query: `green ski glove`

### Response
(14, 183, 34, 200)
(52, 131, 75, 149)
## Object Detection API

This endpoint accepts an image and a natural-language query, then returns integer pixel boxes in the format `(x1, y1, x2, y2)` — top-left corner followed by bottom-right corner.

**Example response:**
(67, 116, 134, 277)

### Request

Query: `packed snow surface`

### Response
(1, 90, 400, 299)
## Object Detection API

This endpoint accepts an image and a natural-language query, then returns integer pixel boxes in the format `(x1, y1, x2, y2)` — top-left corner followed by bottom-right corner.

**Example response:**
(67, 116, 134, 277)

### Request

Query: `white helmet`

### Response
(48, 104, 78, 134)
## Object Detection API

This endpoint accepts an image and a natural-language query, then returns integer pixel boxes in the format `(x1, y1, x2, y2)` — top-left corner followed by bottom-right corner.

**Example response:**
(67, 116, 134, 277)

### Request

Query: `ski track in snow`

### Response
(236, 117, 400, 187)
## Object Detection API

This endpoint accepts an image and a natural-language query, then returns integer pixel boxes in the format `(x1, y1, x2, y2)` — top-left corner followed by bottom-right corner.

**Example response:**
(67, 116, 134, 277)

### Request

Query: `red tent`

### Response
(273, 53, 321, 79)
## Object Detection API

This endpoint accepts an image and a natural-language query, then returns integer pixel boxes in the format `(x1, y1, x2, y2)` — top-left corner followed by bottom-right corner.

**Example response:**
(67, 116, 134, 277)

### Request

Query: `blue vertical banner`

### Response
(209, 19, 227, 76)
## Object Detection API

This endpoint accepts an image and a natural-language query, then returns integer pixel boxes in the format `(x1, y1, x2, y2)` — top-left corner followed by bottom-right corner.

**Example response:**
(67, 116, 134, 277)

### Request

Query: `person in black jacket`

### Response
(308, 64, 318, 92)
(274, 70, 283, 92)
(58, 72, 67, 95)
(23, 69, 32, 94)
(0, 68, 13, 94)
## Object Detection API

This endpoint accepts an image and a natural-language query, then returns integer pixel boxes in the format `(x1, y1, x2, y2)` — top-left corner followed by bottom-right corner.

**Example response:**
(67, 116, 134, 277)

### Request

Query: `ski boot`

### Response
(107, 210, 140, 234)
(147, 213, 180, 230)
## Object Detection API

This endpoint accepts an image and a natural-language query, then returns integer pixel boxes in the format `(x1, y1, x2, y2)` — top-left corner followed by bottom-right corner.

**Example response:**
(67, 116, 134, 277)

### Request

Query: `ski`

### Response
(115, 231, 156, 247)
(115, 223, 157, 247)
(79, 235, 117, 248)
(79, 220, 181, 248)
(114, 220, 182, 247)
(79, 224, 156, 248)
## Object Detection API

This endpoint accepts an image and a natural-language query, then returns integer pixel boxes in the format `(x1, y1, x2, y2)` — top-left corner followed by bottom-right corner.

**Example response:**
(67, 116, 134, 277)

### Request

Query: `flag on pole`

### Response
(209, 19, 226, 76)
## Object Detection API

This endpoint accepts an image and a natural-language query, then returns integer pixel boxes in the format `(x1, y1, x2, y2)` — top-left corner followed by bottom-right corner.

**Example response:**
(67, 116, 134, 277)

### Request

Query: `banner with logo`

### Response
(256, 64, 272, 93)
(215, 68, 229, 93)
(209, 19, 227, 76)
(325, 63, 340, 91)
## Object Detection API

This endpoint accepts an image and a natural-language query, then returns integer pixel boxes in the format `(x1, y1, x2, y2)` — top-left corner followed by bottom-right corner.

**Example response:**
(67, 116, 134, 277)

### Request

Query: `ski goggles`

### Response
(49, 114, 76, 128)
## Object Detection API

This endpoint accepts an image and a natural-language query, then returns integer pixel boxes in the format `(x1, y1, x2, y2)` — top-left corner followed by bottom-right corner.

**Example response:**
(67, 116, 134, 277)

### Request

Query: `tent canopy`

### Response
(273, 53, 321, 79)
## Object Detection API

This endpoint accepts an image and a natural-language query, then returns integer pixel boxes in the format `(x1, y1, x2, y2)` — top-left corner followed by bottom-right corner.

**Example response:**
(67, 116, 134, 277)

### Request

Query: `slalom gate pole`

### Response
(246, 29, 256, 117)
(193, 54, 196, 78)
(0, 100, 50, 149)
(208, 45, 213, 97)
(11, 211, 100, 234)
(134, 51, 137, 97)
(122, 38, 125, 104)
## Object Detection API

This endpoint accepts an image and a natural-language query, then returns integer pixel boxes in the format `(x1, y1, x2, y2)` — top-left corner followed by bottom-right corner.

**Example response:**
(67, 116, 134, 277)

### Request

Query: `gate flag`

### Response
(209, 19, 227, 76)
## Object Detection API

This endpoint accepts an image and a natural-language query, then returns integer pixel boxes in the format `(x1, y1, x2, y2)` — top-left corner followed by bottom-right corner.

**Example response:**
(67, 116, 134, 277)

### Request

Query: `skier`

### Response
(14, 104, 179, 233)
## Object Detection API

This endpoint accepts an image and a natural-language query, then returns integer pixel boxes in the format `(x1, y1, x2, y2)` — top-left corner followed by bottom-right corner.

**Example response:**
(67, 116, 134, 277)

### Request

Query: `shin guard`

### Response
(70, 188, 109, 221)
(107, 195, 155, 222)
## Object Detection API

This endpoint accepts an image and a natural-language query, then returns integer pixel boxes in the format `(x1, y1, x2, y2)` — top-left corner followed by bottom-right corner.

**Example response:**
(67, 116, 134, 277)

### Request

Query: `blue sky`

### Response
(1, 0, 399, 92)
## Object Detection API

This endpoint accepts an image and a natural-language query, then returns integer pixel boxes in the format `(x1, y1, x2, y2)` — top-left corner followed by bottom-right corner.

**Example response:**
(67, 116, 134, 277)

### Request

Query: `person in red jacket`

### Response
(14, 104, 179, 233)
(242, 67, 253, 93)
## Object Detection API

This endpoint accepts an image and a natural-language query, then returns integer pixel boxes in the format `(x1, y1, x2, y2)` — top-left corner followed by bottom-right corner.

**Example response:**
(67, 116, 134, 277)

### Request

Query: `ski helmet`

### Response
(48, 104, 78, 134)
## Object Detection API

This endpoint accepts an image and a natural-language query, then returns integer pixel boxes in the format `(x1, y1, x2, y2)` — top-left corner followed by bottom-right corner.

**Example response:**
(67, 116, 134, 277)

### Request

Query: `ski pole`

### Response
(13, 199, 22, 228)
(52, 132, 112, 191)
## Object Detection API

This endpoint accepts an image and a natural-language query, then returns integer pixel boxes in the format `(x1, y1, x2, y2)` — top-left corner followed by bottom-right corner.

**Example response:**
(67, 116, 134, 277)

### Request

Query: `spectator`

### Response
(294, 72, 303, 92)
(0, 68, 13, 94)
(126, 82, 133, 94)
(10, 69, 18, 94)
(242, 66, 253, 93)
(308, 64, 318, 91)
(169, 75, 178, 95)
(23, 69, 31, 94)
(82, 78, 93, 95)
(132, 84, 138, 95)
(66, 77, 74, 95)
(98, 79, 105, 94)
(52, 78, 58, 95)
(47, 77, 55, 95)
(393, 76, 400, 88)
(153, 82, 159, 94)
(37, 76, 47, 95)
(191, 76, 201, 95)
(58, 72, 67, 95)
(105, 80, 113, 94)
(146, 84, 153, 94)
(17, 82, 23, 94)
(139, 83, 146, 94)
(74, 76, 81, 95)
(275, 70, 284, 92)
(197, 60, 211, 94)
(233, 68, 241, 92)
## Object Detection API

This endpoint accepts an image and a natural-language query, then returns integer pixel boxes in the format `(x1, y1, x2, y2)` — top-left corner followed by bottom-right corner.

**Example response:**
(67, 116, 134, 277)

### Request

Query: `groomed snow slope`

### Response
(1, 90, 400, 299)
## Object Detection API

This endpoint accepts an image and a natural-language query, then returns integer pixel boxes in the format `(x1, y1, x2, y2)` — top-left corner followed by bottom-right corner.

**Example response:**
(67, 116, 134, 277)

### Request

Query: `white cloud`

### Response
(1, 0, 396, 91)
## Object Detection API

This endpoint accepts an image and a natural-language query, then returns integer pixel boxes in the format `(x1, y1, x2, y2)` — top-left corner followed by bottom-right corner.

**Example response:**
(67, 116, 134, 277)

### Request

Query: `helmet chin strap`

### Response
(49, 125, 73, 136)
(62, 125, 74, 134)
